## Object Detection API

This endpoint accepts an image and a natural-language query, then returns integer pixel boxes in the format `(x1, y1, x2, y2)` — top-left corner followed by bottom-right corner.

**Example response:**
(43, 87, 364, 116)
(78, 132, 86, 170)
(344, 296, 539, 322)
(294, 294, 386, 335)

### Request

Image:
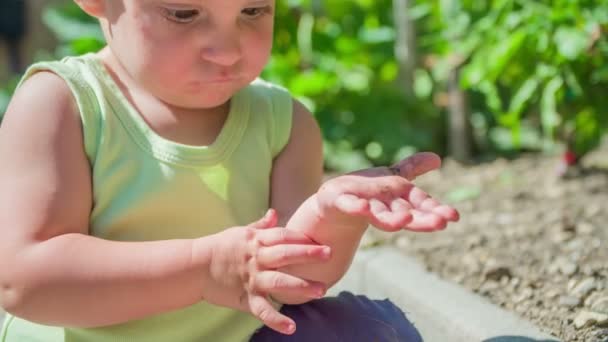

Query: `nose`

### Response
(200, 32, 242, 67)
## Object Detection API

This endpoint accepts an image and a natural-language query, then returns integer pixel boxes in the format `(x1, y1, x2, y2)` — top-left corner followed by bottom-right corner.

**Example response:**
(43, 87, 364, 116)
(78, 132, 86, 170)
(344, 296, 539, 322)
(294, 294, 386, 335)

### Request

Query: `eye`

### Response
(163, 8, 199, 23)
(241, 6, 271, 19)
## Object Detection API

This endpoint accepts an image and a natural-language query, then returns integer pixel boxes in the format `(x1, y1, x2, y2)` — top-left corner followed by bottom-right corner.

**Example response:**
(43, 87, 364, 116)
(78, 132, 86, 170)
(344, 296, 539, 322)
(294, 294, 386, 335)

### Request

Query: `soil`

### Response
(367, 146, 608, 342)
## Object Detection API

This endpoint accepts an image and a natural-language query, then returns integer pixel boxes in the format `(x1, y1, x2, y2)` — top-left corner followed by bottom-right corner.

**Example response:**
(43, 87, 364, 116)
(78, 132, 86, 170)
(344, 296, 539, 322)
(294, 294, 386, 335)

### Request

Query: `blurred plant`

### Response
(4, 0, 606, 175)
(42, 2, 105, 56)
(1, 3, 104, 122)
(414, 0, 608, 172)
(266, 0, 444, 172)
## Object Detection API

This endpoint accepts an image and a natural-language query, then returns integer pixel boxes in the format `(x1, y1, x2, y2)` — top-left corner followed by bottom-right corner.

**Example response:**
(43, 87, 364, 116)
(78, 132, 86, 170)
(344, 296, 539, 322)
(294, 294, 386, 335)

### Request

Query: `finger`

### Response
(403, 186, 430, 208)
(257, 228, 318, 246)
(257, 244, 331, 269)
(250, 209, 278, 229)
(419, 198, 460, 222)
(255, 271, 326, 300)
(368, 198, 412, 232)
(392, 152, 442, 180)
(334, 194, 370, 215)
(403, 209, 447, 232)
(434, 205, 460, 222)
(249, 294, 296, 335)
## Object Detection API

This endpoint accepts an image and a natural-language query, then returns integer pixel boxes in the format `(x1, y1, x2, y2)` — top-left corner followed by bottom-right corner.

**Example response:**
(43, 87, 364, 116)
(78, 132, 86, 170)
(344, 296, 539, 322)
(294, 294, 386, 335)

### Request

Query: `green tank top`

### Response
(1, 54, 293, 342)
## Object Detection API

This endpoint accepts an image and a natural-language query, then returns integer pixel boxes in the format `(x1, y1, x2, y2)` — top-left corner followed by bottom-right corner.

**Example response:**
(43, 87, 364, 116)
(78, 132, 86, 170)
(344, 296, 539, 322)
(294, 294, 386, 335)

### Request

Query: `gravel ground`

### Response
(366, 147, 608, 342)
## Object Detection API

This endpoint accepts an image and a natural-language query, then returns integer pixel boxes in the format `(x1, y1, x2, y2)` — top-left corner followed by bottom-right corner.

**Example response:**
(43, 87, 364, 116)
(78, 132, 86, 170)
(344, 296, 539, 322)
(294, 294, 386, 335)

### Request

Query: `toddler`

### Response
(0, 1, 458, 341)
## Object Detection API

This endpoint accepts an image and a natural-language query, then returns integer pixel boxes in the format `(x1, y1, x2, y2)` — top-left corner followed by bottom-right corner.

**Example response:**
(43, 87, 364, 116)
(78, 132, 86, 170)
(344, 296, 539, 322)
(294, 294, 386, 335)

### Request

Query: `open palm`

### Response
(318, 152, 459, 232)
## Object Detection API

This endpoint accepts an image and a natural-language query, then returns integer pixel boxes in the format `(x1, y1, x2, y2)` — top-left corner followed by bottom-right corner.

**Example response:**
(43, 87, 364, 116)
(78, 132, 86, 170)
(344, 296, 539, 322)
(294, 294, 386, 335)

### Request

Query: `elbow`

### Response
(0, 246, 38, 317)
(0, 274, 29, 317)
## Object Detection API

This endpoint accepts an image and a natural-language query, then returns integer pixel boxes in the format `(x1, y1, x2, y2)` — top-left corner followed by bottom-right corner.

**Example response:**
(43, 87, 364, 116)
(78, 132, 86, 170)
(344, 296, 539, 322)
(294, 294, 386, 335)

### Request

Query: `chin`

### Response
(169, 94, 232, 110)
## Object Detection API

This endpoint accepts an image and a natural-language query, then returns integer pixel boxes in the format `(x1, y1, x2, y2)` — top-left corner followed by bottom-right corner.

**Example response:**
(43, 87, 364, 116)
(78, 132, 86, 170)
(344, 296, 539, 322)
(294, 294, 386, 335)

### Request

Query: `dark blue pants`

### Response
(249, 292, 423, 342)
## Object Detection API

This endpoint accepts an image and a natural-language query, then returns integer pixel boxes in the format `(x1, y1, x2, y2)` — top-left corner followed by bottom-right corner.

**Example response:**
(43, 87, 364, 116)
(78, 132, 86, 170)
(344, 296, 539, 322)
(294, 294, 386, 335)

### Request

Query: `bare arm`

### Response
(269, 101, 368, 303)
(0, 72, 221, 327)
(270, 103, 460, 306)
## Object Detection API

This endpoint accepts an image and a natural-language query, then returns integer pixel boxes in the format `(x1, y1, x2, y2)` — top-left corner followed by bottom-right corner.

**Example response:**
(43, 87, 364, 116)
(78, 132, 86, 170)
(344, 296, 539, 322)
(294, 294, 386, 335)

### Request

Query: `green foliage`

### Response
(42, 3, 104, 57)
(0, 3, 103, 122)
(0, 76, 20, 122)
(416, 0, 608, 156)
(266, 1, 443, 171)
(3, 1, 606, 166)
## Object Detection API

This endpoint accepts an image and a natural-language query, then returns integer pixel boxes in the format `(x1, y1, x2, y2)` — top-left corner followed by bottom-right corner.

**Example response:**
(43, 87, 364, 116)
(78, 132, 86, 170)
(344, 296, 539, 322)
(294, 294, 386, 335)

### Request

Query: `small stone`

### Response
(479, 280, 500, 293)
(510, 277, 521, 288)
(573, 310, 608, 329)
(545, 289, 560, 299)
(395, 236, 411, 249)
(584, 204, 602, 218)
(513, 287, 534, 304)
(556, 258, 579, 276)
(591, 296, 608, 314)
(570, 277, 598, 298)
(565, 238, 585, 251)
(591, 328, 608, 341)
(576, 221, 595, 234)
(462, 254, 482, 274)
(559, 295, 581, 308)
(496, 213, 514, 225)
(465, 235, 486, 248)
(484, 264, 512, 281)
(552, 230, 575, 243)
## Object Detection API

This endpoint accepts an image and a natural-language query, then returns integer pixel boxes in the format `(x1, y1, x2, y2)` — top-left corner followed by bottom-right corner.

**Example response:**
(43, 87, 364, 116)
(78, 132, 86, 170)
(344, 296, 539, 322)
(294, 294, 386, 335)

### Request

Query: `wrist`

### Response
(313, 193, 369, 231)
(190, 237, 214, 301)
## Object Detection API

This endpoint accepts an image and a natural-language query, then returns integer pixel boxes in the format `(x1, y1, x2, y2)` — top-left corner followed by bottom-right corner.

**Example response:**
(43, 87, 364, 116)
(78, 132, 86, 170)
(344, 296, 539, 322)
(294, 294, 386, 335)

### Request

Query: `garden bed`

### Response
(367, 147, 608, 342)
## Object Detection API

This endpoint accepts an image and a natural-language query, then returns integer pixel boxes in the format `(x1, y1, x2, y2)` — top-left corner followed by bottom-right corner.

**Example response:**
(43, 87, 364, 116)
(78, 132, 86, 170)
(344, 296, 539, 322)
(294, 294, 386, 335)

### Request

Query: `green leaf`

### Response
(289, 71, 333, 96)
(70, 37, 105, 54)
(508, 77, 540, 118)
(358, 27, 395, 44)
(554, 27, 588, 60)
(414, 69, 433, 98)
(478, 81, 503, 114)
(540, 76, 563, 142)
(42, 7, 104, 42)
(485, 29, 526, 81)
(572, 110, 602, 157)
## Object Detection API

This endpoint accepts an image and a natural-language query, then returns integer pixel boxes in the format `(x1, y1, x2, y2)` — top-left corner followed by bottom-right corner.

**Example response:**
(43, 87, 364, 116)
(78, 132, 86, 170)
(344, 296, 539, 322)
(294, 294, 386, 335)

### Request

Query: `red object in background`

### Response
(563, 150, 578, 166)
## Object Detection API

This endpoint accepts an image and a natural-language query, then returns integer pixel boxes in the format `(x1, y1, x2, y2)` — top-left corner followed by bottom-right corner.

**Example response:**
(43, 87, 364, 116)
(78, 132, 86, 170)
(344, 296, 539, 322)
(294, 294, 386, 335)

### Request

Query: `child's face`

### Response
(99, 0, 275, 109)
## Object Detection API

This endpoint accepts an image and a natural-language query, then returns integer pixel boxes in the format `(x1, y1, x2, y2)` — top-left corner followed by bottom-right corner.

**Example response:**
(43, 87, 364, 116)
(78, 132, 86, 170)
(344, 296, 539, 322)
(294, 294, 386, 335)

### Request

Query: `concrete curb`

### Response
(329, 246, 561, 342)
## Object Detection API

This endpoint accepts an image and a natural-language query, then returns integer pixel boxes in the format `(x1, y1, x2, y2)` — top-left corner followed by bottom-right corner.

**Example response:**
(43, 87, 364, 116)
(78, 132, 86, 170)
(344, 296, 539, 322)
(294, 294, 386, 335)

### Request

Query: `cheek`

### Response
(243, 33, 273, 70)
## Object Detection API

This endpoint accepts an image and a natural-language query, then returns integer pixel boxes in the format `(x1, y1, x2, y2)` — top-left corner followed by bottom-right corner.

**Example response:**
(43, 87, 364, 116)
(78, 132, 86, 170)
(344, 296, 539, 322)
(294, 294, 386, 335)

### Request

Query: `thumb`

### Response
(391, 152, 442, 181)
(249, 209, 278, 229)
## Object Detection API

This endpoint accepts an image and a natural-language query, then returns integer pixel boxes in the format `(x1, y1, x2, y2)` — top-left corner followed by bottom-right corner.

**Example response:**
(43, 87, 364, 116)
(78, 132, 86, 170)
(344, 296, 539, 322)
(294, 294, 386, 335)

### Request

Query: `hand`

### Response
(202, 209, 331, 335)
(318, 152, 459, 232)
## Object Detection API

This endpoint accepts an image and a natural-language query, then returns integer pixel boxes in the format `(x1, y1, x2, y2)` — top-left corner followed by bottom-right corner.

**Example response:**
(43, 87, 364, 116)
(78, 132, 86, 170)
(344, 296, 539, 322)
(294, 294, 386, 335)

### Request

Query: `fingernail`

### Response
(322, 247, 331, 257)
(285, 323, 295, 334)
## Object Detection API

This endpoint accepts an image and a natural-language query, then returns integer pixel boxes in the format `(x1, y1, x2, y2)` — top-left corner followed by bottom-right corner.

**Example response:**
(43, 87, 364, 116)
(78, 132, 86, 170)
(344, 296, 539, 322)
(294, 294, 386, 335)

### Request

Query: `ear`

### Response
(74, 0, 105, 18)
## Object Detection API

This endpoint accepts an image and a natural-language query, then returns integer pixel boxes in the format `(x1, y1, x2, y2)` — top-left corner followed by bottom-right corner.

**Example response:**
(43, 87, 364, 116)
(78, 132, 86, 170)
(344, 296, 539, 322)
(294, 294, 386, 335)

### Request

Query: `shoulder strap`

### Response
(250, 79, 294, 158)
(18, 56, 102, 164)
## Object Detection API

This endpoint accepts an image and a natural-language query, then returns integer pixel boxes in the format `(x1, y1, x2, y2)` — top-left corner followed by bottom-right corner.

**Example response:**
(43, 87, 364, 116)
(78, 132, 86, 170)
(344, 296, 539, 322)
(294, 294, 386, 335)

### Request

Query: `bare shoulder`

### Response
(290, 99, 322, 143)
(0, 70, 92, 242)
(270, 99, 324, 223)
